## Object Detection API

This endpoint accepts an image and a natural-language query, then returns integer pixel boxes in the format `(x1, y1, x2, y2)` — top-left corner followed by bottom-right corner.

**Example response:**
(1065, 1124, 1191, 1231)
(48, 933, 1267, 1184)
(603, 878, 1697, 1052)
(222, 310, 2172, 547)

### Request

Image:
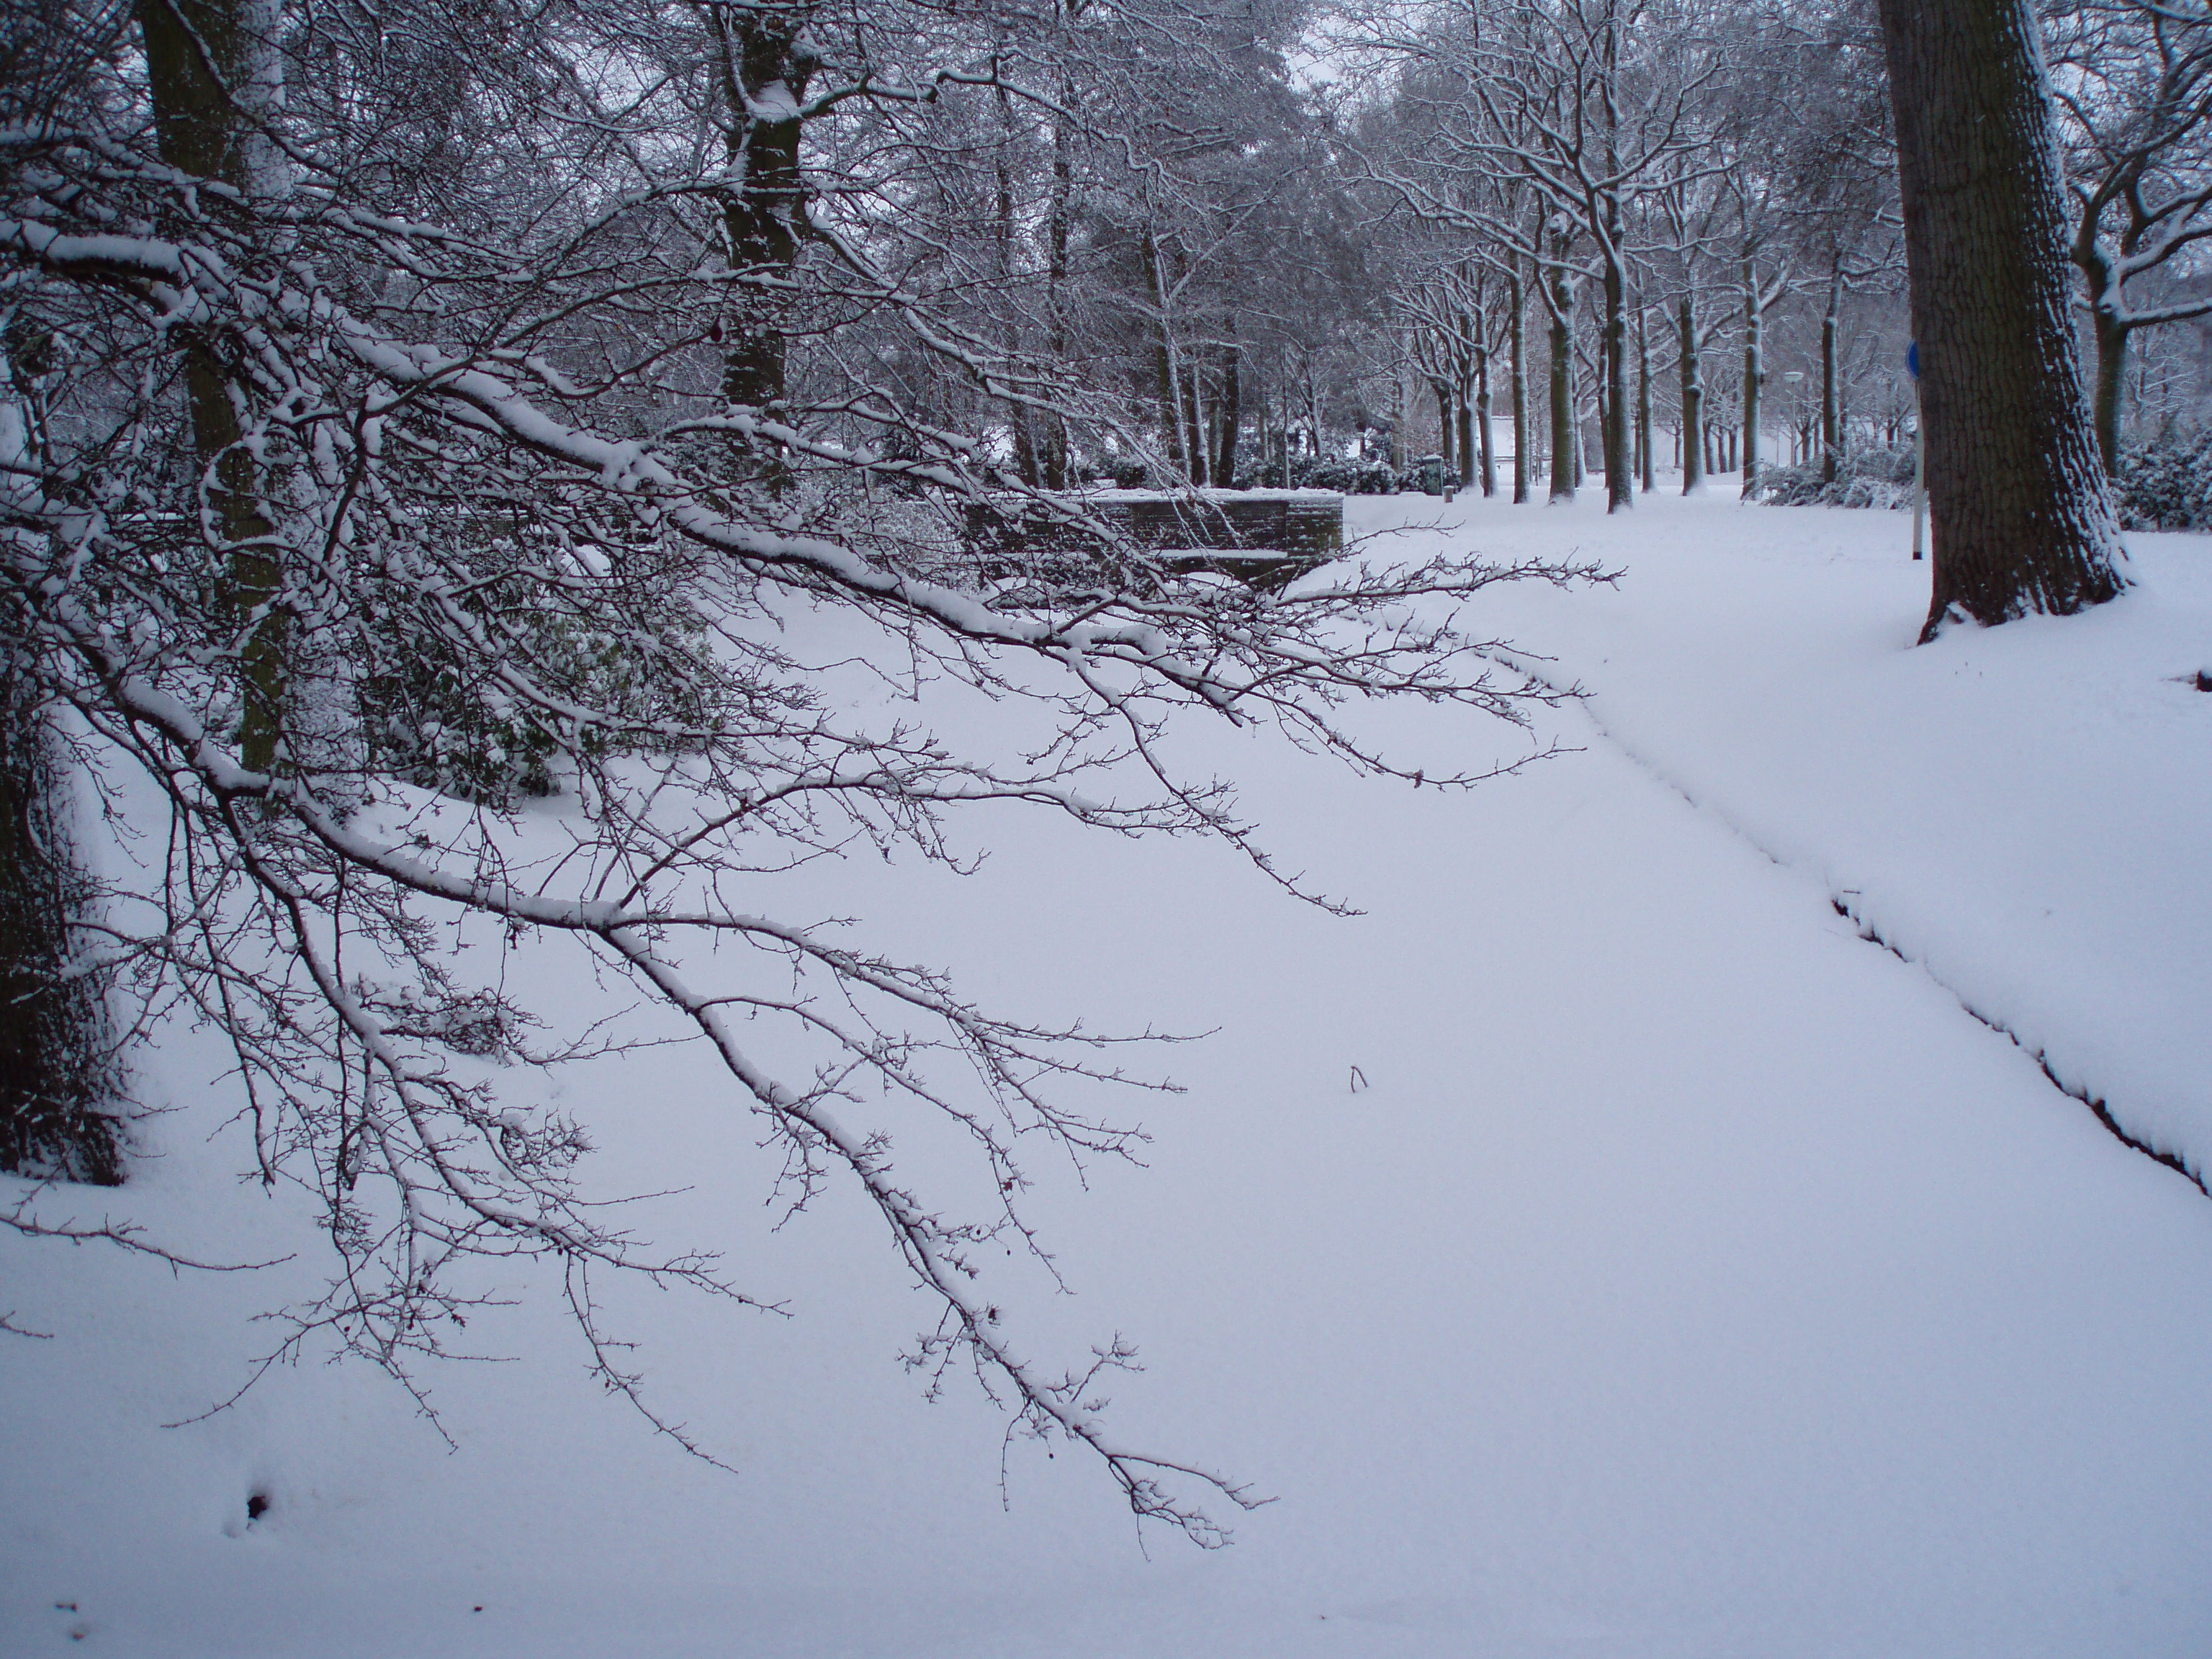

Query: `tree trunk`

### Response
(1476, 352, 1496, 496)
(1604, 248, 1632, 511)
(1678, 295, 1704, 493)
(0, 674, 120, 1184)
(2090, 310, 2129, 477)
(1740, 254, 1766, 498)
(1390, 349, 1407, 472)
(1040, 106, 1074, 489)
(993, 89, 1039, 489)
(1434, 382, 1455, 477)
(1876, 0, 2127, 636)
(1182, 363, 1208, 486)
(1215, 323, 1242, 485)
(1821, 263, 1842, 484)
(138, 0, 287, 772)
(1510, 266, 1530, 503)
(1637, 305, 1655, 493)
(1457, 346, 1476, 489)
(1549, 280, 1574, 502)
(712, 8, 817, 416)
(1141, 230, 1184, 477)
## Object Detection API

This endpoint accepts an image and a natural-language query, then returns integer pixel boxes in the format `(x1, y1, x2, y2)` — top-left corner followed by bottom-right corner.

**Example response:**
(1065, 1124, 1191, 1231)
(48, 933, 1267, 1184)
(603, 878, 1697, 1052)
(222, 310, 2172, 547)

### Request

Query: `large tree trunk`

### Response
(0, 674, 120, 1184)
(1678, 295, 1704, 493)
(1877, 0, 2127, 637)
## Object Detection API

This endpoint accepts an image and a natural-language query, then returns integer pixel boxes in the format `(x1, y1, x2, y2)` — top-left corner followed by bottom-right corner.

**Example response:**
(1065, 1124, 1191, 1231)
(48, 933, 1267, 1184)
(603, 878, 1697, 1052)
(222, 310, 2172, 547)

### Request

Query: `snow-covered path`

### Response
(6, 487, 2212, 1657)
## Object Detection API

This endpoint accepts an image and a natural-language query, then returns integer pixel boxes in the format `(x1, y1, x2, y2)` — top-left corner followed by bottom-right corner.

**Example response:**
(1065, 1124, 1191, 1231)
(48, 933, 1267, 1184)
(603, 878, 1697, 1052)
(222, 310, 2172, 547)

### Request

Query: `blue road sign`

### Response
(1907, 340, 1920, 380)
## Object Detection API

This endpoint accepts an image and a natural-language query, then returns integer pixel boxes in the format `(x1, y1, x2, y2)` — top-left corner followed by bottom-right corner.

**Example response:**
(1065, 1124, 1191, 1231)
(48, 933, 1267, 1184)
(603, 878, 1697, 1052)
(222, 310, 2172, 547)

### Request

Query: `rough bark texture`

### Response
(1603, 253, 1631, 511)
(1636, 305, 1654, 493)
(0, 678, 120, 1184)
(1215, 324, 1241, 485)
(138, 0, 286, 772)
(2090, 310, 2128, 477)
(1821, 265, 1842, 485)
(1509, 269, 1529, 503)
(1877, 0, 2128, 638)
(1547, 285, 1573, 501)
(1041, 103, 1074, 489)
(714, 6, 817, 413)
(1677, 295, 1704, 493)
(1475, 353, 1496, 496)
(1457, 362, 1475, 490)
(1738, 254, 1766, 498)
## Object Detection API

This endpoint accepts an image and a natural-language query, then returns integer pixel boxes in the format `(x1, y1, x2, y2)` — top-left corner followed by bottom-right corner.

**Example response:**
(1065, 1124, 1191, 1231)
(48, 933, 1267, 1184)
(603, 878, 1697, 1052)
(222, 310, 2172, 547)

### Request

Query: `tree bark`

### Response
(1548, 278, 1574, 502)
(1739, 253, 1766, 498)
(1182, 364, 1208, 486)
(713, 7, 817, 415)
(0, 674, 120, 1184)
(2090, 309, 2129, 477)
(1041, 99, 1074, 489)
(1821, 264, 1842, 485)
(138, 0, 286, 772)
(1603, 233, 1632, 511)
(1678, 295, 1704, 493)
(1637, 304, 1655, 493)
(1509, 265, 1529, 503)
(1390, 349, 1407, 472)
(1141, 229, 1184, 477)
(1476, 351, 1496, 497)
(1215, 323, 1242, 486)
(1876, 0, 2127, 636)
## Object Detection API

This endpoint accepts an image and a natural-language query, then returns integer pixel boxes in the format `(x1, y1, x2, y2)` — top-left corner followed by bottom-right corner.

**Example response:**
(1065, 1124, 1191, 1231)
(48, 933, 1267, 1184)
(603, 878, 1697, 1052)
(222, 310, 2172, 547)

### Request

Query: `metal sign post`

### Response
(1907, 341, 1925, 562)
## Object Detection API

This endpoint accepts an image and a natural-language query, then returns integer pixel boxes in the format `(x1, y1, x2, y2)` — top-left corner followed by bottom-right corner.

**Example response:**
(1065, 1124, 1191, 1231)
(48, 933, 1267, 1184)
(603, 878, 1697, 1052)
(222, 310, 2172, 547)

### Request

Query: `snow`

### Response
(1385, 485, 2212, 1169)
(7, 482, 2212, 1656)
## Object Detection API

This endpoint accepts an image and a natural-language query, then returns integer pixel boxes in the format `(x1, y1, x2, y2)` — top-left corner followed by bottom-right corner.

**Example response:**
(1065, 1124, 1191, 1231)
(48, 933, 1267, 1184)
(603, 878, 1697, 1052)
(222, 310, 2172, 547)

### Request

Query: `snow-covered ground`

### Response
(7, 482, 2212, 1657)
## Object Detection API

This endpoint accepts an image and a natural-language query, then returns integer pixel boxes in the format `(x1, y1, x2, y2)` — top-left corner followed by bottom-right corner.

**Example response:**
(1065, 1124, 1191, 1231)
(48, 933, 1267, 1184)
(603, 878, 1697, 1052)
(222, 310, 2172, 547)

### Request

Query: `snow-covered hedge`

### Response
(1244, 455, 1406, 493)
(1755, 430, 2212, 532)
(1750, 447, 1916, 511)
(2113, 427, 2212, 531)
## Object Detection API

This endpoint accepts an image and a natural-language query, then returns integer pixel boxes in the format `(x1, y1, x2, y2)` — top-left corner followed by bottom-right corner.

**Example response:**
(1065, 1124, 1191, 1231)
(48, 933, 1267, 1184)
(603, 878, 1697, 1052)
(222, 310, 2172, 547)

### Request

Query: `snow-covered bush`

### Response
(1752, 446, 1917, 509)
(2113, 427, 2212, 531)
(357, 523, 732, 806)
(1756, 433, 2212, 533)
(1239, 454, 1403, 492)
